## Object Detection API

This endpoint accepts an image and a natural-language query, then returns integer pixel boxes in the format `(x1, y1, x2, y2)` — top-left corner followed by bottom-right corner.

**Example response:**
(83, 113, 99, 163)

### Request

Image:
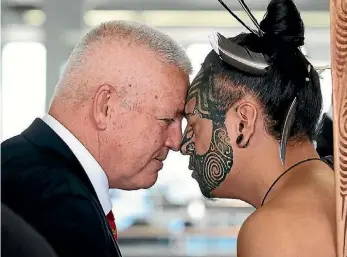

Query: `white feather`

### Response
(208, 31, 220, 55)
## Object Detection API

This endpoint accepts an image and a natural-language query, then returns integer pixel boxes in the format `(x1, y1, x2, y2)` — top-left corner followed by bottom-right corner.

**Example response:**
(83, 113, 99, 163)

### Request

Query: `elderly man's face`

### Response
(180, 68, 234, 198)
(101, 46, 189, 190)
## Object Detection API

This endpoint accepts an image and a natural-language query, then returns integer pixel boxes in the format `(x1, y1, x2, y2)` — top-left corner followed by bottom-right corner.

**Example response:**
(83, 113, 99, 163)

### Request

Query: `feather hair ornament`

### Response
(209, 32, 269, 75)
(212, 0, 270, 76)
(279, 97, 298, 165)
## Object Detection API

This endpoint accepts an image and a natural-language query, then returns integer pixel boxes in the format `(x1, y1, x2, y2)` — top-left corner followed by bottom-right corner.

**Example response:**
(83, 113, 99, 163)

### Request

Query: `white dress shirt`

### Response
(42, 114, 112, 215)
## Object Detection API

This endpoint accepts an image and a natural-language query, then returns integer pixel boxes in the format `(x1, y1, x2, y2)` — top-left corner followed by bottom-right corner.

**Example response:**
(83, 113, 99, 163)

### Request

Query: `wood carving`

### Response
(330, 0, 347, 256)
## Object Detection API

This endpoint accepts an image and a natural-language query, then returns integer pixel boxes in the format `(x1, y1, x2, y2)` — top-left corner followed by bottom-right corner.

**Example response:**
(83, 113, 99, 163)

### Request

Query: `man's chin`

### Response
(140, 172, 159, 189)
(117, 172, 159, 190)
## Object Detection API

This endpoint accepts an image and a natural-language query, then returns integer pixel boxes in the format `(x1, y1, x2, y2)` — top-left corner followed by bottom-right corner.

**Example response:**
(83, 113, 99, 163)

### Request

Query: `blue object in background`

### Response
(185, 236, 237, 255)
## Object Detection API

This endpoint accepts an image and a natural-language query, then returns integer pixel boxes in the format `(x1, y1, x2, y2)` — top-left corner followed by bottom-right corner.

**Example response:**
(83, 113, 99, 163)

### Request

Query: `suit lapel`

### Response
(21, 118, 98, 198)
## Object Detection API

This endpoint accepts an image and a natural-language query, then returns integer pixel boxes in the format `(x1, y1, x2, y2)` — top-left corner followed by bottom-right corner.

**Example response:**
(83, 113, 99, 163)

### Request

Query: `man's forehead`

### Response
(153, 103, 185, 116)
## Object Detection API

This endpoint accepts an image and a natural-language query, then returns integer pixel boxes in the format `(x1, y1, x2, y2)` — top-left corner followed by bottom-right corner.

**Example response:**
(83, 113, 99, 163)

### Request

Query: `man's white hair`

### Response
(51, 20, 192, 108)
(68, 20, 192, 75)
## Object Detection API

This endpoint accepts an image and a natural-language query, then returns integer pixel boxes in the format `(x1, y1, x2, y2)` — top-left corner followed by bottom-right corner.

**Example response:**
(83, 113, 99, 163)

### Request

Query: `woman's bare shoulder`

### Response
(237, 203, 336, 257)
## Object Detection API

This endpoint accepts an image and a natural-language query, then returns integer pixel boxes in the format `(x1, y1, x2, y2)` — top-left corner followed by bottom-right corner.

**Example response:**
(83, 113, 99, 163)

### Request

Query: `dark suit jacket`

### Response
(1, 119, 122, 257)
(2, 203, 58, 257)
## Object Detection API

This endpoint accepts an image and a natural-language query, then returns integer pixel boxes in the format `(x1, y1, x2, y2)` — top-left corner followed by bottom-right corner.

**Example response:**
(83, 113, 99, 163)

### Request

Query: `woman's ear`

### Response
(234, 102, 257, 148)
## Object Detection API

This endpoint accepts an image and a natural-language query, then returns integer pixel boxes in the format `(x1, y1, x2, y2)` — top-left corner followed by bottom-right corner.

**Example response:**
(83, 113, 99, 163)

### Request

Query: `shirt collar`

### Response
(42, 114, 112, 215)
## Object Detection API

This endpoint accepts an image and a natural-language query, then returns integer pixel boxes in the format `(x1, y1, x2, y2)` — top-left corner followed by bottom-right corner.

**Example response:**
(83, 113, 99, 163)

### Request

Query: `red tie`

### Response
(106, 210, 118, 241)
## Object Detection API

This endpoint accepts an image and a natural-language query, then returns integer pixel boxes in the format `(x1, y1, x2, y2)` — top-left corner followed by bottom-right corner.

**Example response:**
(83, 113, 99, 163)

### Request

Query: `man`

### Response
(2, 20, 191, 257)
(180, 0, 335, 256)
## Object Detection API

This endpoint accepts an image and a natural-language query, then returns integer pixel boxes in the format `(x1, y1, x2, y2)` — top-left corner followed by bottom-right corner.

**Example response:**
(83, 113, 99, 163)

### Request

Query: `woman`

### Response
(180, 0, 336, 256)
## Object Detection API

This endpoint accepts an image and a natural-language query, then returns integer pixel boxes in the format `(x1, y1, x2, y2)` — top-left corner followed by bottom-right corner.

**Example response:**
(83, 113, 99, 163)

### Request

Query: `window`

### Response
(1, 42, 46, 141)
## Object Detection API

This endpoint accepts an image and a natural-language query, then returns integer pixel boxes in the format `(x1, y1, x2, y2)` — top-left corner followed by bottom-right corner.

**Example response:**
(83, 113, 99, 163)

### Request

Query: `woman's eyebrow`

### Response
(184, 112, 195, 118)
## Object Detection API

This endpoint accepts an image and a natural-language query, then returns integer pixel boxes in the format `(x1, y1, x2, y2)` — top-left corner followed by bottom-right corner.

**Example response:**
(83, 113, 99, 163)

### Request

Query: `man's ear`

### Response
(234, 101, 257, 148)
(92, 84, 114, 130)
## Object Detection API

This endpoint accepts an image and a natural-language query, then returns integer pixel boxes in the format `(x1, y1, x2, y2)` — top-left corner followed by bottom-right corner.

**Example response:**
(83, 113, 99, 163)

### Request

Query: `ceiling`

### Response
(2, 0, 329, 11)
(1, 0, 332, 62)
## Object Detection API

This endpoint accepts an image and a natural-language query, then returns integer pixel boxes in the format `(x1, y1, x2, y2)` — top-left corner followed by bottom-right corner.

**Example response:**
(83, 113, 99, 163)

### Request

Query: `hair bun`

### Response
(260, 0, 305, 48)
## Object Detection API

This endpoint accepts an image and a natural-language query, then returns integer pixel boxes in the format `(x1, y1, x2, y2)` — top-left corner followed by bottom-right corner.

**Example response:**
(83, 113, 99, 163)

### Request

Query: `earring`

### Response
(236, 134, 244, 145)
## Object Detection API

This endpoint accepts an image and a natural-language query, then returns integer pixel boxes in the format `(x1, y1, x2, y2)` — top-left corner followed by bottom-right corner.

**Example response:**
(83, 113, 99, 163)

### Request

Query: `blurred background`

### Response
(1, 0, 332, 256)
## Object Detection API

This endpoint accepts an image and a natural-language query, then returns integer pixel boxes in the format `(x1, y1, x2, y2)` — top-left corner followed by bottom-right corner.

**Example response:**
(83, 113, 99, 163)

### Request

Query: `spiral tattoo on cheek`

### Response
(194, 121, 233, 198)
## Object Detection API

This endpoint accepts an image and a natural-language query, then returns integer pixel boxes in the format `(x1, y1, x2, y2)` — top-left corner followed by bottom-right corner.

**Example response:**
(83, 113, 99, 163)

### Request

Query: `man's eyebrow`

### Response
(176, 109, 185, 117)
(168, 109, 194, 118)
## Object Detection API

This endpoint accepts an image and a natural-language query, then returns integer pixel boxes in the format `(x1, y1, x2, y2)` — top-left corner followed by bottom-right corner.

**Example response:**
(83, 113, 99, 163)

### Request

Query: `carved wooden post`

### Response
(330, 0, 347, 256)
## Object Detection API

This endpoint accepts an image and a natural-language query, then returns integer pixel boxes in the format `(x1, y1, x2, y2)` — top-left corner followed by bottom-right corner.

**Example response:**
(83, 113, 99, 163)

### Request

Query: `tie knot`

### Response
(106, 210, 115, 221)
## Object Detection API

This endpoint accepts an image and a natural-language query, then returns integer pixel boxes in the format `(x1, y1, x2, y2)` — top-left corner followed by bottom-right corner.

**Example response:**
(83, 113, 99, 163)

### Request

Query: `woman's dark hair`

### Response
(203, 0, 322, 141)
